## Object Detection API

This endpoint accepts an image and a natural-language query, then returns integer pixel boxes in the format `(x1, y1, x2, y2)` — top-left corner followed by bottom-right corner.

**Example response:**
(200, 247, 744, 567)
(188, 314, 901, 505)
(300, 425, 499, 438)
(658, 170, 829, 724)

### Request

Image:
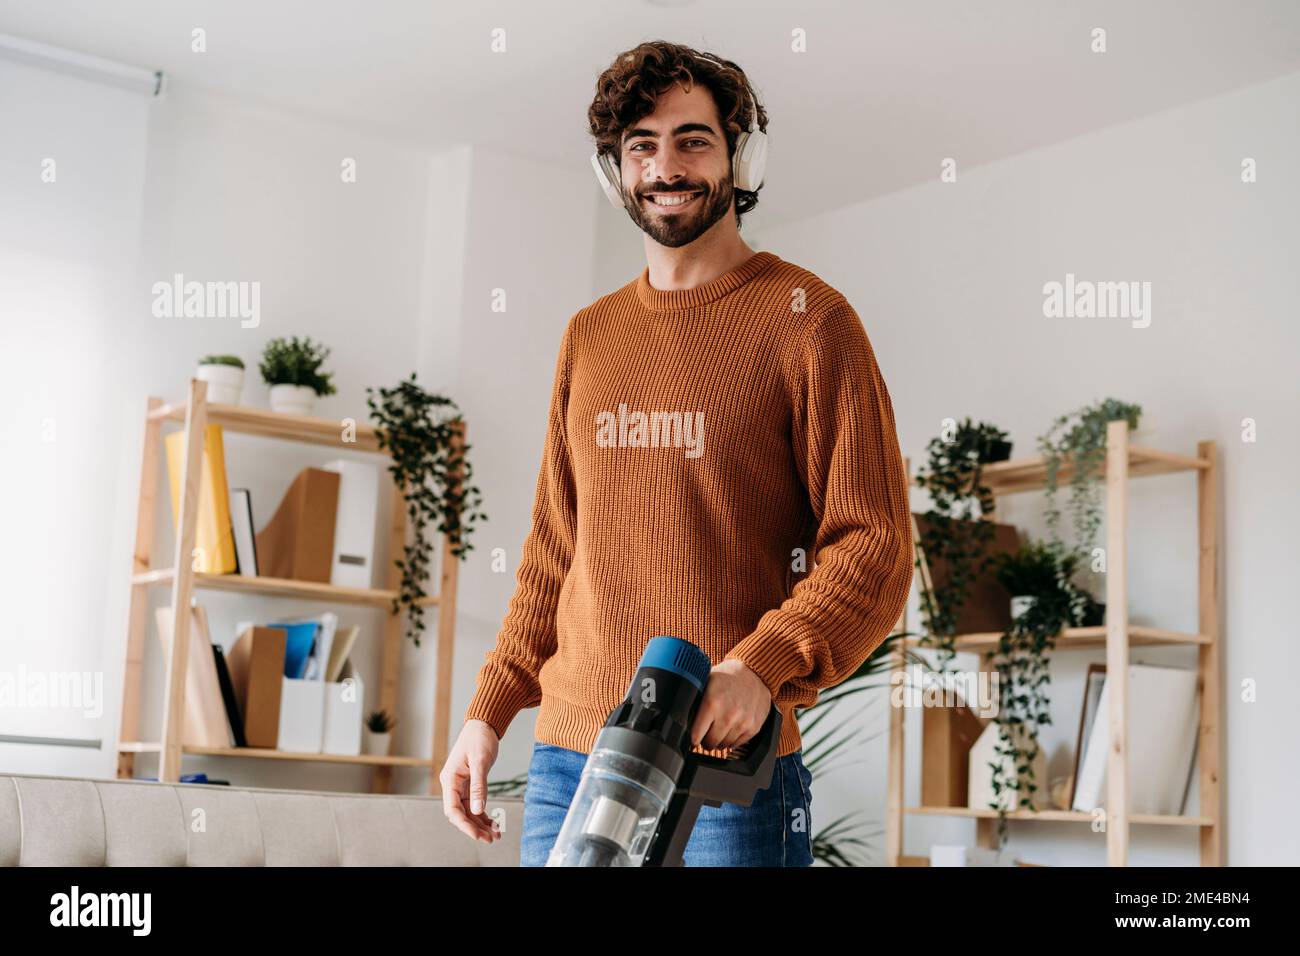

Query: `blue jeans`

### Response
(520, 742, 814, 867)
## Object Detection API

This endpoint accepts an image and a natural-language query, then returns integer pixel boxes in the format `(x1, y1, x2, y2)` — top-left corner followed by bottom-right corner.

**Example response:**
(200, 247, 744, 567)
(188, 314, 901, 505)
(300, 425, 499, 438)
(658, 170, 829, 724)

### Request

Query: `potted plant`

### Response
(196, 354, 245, 405)
(363, 709, 395, 755)
(912, 418, 1010, 670)
(366, 373, 487, 646)
(1037, 397, 1142, 566)
(983, 433, 1013, 463)
(992, 538, 1063, 621)
(259, 335, 337, 415)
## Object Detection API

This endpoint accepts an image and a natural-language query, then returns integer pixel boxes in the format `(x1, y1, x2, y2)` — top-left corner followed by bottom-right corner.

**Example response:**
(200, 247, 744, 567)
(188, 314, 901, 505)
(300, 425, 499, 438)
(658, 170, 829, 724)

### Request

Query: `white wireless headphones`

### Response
(590, 52, 768, 210)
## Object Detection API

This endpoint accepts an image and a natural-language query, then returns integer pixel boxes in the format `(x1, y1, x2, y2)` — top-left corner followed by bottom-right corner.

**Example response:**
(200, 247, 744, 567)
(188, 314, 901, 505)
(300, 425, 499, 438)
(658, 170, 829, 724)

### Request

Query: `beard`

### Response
(624, 173, 734, 248)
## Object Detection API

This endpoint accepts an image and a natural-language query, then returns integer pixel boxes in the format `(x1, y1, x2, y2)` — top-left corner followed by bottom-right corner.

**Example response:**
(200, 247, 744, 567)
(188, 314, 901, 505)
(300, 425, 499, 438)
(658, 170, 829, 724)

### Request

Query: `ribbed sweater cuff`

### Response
(723, 627, 808, 702)
(463, 680, 532, 741)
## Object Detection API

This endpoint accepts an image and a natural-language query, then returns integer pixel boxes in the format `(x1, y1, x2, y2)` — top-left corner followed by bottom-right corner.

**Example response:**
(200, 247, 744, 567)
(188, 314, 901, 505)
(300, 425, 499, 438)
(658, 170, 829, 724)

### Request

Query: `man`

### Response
(439, 40, 913, 867)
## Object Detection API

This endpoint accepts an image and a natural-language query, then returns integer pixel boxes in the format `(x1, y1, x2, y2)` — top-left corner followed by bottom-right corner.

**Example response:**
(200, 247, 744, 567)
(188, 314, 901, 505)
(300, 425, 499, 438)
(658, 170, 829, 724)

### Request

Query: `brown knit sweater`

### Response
(464, 249, 914, 759)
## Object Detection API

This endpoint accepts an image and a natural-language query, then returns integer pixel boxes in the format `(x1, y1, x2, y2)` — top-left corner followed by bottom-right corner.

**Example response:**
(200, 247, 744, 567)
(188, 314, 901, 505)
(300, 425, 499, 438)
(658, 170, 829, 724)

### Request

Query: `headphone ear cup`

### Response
(732, 130, 768, 192)
(590, 151, 625, 209)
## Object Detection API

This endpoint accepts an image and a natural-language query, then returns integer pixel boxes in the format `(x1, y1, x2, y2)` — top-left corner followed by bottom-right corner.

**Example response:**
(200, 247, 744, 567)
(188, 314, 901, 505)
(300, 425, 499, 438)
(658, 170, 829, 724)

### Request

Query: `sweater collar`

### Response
(635, 250, 780, 312)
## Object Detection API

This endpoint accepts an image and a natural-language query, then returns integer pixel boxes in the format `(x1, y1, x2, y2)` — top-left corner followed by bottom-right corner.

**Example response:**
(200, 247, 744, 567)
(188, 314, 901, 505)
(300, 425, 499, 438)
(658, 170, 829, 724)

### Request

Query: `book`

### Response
(326, 625, 360, 684)
(302, 612, 338, 681)
(211, 643, 247, 747)
(153, 603, 233, 748)
(228, 488, 259, 578)
(1068, 664, 1107, 807)
(269, 620, 319, 680)
(1071, 663, 1200, 815)
(163, 424, 237, 574)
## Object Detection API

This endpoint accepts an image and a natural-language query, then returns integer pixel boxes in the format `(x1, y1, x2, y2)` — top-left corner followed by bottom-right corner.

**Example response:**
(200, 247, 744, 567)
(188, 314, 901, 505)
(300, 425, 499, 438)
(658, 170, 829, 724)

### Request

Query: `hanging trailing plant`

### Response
(366, 372, 487, 647)
(912, 418, 1009, 671)
(1038, 397, 1142, 569)
(983, 539, 1090, 846)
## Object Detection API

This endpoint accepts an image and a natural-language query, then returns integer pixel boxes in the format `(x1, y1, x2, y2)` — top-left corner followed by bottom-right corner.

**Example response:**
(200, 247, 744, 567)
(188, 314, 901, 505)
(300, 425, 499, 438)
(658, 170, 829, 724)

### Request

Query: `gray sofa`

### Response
(0, 772, 523, 866)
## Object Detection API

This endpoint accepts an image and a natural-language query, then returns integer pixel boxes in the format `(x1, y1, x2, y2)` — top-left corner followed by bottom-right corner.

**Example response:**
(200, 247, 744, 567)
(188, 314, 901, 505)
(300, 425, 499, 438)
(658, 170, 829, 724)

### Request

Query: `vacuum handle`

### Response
(689, 702, 781, 779)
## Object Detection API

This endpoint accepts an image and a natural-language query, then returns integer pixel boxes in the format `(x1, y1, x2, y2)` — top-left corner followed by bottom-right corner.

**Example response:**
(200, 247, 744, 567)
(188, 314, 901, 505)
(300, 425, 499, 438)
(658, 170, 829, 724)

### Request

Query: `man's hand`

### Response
(439, 719, 502, 844)
(690, 659, 772, 751)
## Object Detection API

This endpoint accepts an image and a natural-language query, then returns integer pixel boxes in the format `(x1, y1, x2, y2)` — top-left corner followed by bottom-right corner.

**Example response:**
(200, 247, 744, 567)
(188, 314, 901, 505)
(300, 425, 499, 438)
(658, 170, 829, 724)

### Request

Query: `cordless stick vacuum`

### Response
(545, 635, 782, 867)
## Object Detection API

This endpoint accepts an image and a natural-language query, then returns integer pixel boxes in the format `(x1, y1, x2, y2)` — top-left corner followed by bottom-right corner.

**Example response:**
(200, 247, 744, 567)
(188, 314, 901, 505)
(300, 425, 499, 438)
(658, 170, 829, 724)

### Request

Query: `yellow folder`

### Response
(164, 424, 237, 574)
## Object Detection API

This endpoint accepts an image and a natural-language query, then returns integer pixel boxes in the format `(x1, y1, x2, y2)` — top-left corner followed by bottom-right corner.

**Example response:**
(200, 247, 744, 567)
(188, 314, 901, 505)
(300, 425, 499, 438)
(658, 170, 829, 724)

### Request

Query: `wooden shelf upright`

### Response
(887, 423, 1221, 866)
(116, 378, 464, 795)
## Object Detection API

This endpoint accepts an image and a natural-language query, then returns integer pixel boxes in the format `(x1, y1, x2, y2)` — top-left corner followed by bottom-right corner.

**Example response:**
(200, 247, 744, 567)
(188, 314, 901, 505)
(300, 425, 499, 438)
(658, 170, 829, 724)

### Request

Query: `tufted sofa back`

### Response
(0, 773, 523, 866)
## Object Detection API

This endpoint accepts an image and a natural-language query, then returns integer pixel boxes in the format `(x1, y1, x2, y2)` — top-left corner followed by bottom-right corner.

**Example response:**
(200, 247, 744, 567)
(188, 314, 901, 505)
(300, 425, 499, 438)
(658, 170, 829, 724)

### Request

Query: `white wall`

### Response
(733, 70, 1300, 865)
(1, 73, 435, 788)
(421, 145, 599, 778)
(0, 57, 150, 762)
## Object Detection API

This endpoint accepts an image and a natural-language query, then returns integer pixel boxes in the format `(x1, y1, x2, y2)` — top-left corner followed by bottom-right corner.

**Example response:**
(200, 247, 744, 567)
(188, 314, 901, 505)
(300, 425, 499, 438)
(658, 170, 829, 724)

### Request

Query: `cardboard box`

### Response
(226, 626, 287, 748)
(922, 699, 988, 807)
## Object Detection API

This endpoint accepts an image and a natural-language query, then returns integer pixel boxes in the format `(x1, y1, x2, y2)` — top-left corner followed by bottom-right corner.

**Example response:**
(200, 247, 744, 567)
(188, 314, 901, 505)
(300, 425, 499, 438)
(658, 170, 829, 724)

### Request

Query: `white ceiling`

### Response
(2, 0, 1298, 229)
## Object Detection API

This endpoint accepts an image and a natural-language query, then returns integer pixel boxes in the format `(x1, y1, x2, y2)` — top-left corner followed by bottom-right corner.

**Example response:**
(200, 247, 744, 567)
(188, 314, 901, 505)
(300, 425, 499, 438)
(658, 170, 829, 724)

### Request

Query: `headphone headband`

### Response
(689, 51, 762, 135)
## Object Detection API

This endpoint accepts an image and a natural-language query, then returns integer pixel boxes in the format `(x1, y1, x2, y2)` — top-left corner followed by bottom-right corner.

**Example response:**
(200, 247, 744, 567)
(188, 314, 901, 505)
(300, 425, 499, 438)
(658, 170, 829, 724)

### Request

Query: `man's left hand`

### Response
(690, 659, 772, 751)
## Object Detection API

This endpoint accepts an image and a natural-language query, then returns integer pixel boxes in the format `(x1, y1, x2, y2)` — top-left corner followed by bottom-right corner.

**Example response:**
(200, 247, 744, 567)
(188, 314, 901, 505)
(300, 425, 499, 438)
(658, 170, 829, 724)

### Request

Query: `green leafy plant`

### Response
(366, 372, 486, 647)
(259, 335, 338, 396)
(983, 539, 1090, 845)
(199, 354, 244, 368)
(1038, 398, 1142, 568)
(912, 418, 1009, 670)
(992, 538, 1065, 598)
(487, 772, 530, 797)
(365, 709, 395, 733)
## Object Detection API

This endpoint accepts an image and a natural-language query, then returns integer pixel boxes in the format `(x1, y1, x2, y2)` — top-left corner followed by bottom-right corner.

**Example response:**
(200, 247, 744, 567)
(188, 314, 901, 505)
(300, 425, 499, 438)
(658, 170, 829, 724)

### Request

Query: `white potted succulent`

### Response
(259, 335, 337, 415)
(196, 354, 245, 405)
(363, 708, 395, 756)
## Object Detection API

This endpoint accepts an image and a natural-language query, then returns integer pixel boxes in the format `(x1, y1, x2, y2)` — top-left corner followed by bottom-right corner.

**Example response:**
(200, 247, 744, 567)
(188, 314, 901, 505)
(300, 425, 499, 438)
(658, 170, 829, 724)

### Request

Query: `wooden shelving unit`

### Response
(116, 378, 464, 795)
(887, 423, 1221, 866)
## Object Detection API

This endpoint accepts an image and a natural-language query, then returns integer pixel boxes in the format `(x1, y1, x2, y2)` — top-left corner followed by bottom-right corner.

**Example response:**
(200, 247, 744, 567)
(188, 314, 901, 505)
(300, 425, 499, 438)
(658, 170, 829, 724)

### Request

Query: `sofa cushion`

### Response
(0, 773, 523, 866)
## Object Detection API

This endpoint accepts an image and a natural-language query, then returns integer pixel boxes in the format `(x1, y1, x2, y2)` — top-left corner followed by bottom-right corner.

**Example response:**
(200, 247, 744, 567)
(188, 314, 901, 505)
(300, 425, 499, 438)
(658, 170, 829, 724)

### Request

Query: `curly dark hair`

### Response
(588, 40, 767, 227)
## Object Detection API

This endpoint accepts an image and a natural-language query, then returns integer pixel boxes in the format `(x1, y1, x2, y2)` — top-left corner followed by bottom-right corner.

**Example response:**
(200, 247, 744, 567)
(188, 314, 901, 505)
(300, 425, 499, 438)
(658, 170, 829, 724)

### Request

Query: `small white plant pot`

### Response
(269, 383, 317, 416)
(363, 730, 392, 756)
(1010, 595, 1036, 620)
(196, 364, 244, 405)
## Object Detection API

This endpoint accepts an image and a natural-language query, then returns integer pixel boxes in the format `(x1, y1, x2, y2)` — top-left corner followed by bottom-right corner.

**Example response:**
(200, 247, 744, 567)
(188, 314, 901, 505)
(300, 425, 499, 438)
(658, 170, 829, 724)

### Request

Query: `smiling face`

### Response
(618, 82, 736, 248)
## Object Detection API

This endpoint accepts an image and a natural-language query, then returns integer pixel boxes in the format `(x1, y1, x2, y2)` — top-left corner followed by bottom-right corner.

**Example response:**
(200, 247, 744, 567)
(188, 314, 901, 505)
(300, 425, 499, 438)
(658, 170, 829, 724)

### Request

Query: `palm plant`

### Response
(799, 630, 928, 866)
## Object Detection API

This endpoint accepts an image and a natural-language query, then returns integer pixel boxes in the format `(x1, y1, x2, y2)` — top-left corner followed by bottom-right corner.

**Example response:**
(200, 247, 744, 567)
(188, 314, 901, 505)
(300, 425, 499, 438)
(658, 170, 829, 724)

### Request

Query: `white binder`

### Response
(321, 458, 379, 589)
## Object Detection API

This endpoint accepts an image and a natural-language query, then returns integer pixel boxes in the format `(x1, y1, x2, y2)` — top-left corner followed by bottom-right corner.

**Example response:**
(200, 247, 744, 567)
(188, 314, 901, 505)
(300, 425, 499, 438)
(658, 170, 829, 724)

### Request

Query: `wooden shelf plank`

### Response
(149, 400, 386, 454)
(903, 625, 1209, 655)
(119, 742, 432, 768)
(130, 568, 435, 609)
(118, 741, 161, 753)
(935, 443, 1209, 497)
(905, 806, 1213, 827)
